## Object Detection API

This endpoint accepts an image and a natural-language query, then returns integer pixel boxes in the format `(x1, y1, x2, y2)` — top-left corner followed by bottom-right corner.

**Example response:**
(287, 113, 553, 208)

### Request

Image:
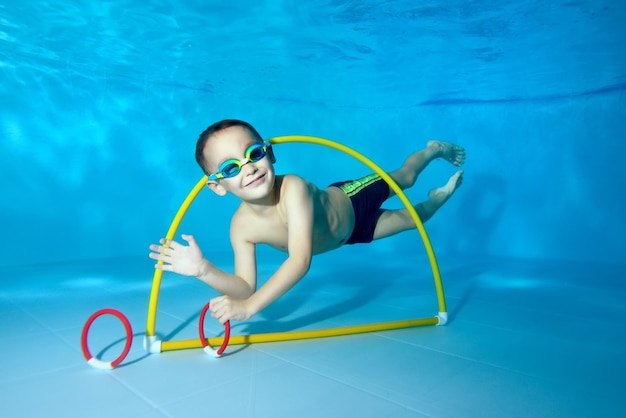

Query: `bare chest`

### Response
(247, 210, 290, 251)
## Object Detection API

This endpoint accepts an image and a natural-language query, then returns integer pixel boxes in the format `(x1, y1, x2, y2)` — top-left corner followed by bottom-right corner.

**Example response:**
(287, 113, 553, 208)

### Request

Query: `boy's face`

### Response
(203, 126, 276, 201)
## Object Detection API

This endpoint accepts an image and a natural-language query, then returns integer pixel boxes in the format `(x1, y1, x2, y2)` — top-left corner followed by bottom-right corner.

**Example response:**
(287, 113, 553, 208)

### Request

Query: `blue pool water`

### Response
(2, 0, 625, 266)
(1, 1, 625, 417)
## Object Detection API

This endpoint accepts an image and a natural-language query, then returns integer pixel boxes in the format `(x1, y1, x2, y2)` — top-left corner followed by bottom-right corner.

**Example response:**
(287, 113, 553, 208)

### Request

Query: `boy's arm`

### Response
(210, 176, 314, 323)
(148, 234, 255, 299)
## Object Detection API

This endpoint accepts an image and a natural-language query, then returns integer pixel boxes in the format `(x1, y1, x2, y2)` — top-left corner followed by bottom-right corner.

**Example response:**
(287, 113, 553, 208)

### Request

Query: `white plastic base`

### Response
(203, 346, 223, 358)
(87, 358, 114, 370)
(436, 312, 448, 326)
(144, 335, 162, 354)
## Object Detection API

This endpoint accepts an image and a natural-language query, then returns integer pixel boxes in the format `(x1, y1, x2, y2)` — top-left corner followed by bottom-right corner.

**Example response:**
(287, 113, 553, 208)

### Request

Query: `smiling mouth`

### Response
(245, 173, 265, 187)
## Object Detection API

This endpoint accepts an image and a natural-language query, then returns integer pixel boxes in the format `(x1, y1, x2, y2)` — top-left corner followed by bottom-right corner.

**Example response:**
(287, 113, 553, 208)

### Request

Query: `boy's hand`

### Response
(148, 234, 210, 277)
(210, 295, 251, 324)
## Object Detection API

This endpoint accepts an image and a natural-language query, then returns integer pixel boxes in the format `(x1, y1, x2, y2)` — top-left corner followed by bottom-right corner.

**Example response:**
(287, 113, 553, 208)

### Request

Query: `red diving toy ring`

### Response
(199, 302, 231, 357)
(81, 308, 133, 369)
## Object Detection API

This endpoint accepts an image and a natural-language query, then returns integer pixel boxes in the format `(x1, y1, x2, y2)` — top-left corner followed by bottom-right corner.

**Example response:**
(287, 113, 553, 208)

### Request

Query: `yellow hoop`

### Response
(145, 135, 447, 353)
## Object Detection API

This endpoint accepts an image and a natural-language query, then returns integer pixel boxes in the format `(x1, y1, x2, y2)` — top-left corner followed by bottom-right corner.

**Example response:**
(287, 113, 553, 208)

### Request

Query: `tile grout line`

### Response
(375, 330, 563, 383)
(255, 345, 437, 418)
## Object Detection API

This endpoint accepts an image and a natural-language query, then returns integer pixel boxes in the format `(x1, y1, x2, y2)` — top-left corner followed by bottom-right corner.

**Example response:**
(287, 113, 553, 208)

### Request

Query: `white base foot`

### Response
(144, 335, 162, 353)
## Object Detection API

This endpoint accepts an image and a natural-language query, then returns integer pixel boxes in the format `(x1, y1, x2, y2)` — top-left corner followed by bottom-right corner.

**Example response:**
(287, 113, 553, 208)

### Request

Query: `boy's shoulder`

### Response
(279, 173, 302, 183)
(277, 174, 318, 201)
(279, 173, 312, 190)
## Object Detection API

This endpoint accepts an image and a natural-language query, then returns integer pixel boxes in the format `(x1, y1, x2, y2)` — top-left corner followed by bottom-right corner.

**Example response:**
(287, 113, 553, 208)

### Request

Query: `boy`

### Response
(149, 119, 464, 324)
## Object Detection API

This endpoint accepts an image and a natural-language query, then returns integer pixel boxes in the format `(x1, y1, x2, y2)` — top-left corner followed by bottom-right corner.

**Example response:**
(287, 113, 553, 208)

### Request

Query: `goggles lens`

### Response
(208, 141, 270, 180)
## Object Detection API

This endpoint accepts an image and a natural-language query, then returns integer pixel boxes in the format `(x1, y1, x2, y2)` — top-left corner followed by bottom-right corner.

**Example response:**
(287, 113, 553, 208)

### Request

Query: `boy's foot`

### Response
(427, 140, 466, 167)
(429, 170, 464, 205)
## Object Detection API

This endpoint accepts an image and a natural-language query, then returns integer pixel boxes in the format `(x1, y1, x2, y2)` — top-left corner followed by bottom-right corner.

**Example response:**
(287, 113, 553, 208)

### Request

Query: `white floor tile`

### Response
(0, 255, 624, 417)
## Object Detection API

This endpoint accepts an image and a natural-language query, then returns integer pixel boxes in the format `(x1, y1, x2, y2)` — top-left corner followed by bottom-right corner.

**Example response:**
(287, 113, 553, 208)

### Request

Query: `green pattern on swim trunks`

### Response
(338, 173, 381, 197)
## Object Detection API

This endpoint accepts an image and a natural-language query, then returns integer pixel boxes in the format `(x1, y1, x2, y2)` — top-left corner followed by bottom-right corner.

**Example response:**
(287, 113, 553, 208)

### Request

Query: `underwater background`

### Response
(2, 0, 625, 268)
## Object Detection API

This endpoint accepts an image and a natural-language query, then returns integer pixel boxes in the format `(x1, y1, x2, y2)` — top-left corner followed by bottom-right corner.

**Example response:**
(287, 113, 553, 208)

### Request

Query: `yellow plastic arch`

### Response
(145, 135, 447, 353)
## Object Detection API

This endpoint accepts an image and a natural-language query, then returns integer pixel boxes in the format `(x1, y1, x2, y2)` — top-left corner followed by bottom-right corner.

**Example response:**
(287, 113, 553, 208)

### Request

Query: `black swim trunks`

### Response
(329, 173, 390, 244)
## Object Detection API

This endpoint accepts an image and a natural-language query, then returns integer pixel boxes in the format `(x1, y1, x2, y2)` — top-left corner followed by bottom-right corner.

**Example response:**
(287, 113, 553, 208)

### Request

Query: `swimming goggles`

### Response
(207, 140, 273, 180)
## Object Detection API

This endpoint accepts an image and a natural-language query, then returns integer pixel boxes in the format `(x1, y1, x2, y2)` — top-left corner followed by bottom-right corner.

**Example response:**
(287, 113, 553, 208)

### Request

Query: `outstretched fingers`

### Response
(153, 261, 173, 271)
(148, 235, 206, 277)
(149, 239, 177, 269)
(148, 252, 173, 270)
(180, 234, 198, 247)
(159, 238, 178, 248)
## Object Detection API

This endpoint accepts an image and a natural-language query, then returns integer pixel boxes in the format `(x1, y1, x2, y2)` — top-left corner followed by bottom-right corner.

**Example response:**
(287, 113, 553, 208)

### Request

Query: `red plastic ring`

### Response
(81, 308, 133, 369)
(199, 302, 231, 356)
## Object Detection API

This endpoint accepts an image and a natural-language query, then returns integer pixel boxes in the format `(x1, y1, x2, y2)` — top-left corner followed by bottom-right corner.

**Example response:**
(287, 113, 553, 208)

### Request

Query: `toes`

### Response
(453, 147, 466, 166)
(453, 171, 464, 187)
(428, 140, 466, 166)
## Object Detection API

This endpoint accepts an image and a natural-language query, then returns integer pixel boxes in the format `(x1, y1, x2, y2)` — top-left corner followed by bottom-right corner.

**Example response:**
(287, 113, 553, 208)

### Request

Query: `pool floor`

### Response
(0, 251, 624, 417)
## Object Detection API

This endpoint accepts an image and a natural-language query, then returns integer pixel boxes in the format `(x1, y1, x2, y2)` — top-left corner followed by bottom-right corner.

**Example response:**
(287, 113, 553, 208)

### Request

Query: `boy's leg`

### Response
(372, 171, 464, 240)
(371, 140, 465, 239)
(386, 140, 465, 196)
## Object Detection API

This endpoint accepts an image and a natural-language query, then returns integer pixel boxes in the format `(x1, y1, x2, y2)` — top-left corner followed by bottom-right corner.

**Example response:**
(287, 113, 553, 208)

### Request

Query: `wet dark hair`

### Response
(195, 119, 264, 175)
